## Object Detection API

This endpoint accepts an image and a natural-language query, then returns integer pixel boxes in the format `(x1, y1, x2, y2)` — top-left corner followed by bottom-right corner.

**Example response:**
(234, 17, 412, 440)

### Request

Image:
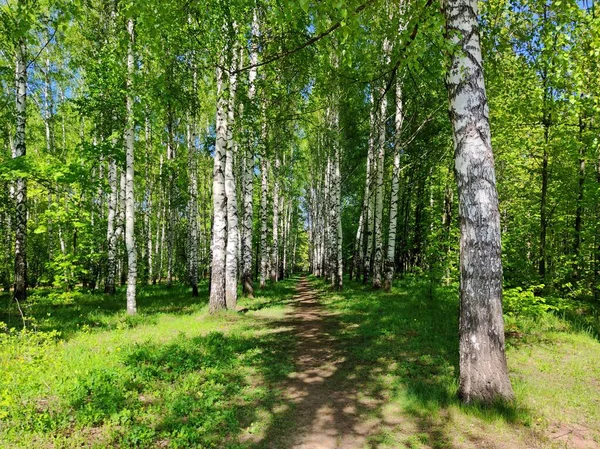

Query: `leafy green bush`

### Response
(503, 285, 557, 317)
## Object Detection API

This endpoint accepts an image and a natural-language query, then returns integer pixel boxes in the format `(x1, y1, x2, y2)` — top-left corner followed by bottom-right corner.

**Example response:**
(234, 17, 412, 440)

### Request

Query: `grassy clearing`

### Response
(311, 275, 600, 449)
(0, 278, 300, 448)
(1, 275, 599, 448)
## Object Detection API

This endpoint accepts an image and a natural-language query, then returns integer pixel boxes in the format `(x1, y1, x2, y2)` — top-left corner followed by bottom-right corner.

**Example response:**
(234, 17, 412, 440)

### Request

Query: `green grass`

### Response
(0, 278, 300, 449)
(310, 275, 600, 448)
(1, 275, 599, 448)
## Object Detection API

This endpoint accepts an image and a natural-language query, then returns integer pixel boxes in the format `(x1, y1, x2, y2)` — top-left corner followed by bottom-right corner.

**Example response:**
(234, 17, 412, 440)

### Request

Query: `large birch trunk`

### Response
(384, 79, 403, 292)
(443, 0, 514, 403)
(209, 60, 228, 313)
(124, 18, 137, 315)
(13, 35, 27, 301)
(225, 46, 239, 310)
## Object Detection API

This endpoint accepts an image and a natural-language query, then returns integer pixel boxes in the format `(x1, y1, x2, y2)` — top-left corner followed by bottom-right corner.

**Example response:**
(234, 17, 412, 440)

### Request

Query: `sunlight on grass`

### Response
(310, 275, 600, 449)
(1, 274, 599, 448)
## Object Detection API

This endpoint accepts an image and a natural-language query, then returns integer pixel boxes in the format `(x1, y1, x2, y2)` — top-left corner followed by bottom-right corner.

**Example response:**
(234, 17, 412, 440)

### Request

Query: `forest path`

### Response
(267, 277, 386, 449)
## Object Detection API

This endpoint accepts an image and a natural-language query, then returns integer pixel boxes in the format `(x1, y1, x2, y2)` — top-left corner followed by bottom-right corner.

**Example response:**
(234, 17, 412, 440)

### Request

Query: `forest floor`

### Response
(0, 275, 599, 448)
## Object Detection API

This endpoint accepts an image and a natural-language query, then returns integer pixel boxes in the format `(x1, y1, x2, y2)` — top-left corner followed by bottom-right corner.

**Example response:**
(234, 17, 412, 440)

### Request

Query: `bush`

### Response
(503, 285, 557, 318)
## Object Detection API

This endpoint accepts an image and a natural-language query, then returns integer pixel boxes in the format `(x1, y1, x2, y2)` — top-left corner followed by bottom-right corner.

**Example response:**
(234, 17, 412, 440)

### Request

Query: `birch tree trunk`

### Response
(372, 84, 387, 289)
(225, 45, 239, 310)
(334, 131, 343, 290)
(187, 119, 199, 297)
(118, 171, 126, 286)
(241, 9, 259, 297)
(105, 156, 118, 294)
(209, 60, 228, 313)
(13, 35, 27, 301)
(166, 117, 175, 288)
(363, 96, 376, 284)
(384, 78, 404, 292)
(270, 156, 280, 282)
(260, 155, 268, 288)
(124, 18, 137, 315)
(443, 0, 514, 403)
(145, 118, 153, 285)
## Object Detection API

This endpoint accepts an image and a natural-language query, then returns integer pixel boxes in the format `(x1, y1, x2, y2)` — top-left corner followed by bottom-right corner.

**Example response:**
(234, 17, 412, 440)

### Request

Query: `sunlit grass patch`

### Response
(0, 277, 300, 448)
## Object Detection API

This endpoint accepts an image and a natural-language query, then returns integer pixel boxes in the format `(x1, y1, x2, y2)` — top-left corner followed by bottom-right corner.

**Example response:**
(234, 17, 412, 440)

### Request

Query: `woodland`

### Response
(1, 0, 600, 448)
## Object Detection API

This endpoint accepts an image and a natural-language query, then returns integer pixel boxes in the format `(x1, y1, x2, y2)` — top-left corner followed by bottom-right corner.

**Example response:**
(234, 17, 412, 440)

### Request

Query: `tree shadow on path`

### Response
(249, 276, 532, 449)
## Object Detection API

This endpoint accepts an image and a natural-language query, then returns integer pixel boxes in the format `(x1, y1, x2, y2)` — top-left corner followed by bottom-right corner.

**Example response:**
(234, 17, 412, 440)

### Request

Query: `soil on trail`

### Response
(269, 277, 393, 449)
(258, 277, 593, 449)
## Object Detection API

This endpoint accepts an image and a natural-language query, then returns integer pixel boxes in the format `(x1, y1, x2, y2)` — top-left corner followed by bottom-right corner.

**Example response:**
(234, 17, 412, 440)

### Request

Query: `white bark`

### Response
(187, 119, 199, 296)
(209, 59, 228, 313)
(372, 82, 387, 289)
(270, 156, 280, 282)
(384, 78, 403, 292)
(241, 12, 259, 296)
(225, 44, 239, 309)
(443, 0, 514, 403)
(144, 118, 153, 285)
(363, 94, 376, 283)
(334, 113, 343, 290)
(260, 154, 269, 288)
(13, 34, 27, 301)
(124, 18, 137, 315)
(105, 156, 118, 294)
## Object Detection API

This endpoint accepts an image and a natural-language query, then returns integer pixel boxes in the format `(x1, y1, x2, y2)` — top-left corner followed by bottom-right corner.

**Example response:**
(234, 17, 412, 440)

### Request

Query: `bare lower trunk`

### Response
(209, 61, 228, 313)
(145, 119, 153, 285)
(124, 19, 137, 315)
(443, 0, 514, 404)
(105, 157, 118, 294)
(260, 155, 269, 288)
(242, 10, 259, 297)
(188, 120, 199, 297)
(225, 47, 239, 309)
(384, 79, 403, 292)
(363, 96, 376, 284)
(271, 156, 280, 282)
(372, 85, 387, 289)
(13, 36, 27, 301)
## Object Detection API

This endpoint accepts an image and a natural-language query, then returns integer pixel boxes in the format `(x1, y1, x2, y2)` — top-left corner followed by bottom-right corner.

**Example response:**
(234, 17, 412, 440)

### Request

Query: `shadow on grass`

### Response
(246, 276, 532, 449)
(0, 282, 211, 338)
(241, 275, 301, 311)
(1, 275, 533, 448)
(0, 276, 301, 339)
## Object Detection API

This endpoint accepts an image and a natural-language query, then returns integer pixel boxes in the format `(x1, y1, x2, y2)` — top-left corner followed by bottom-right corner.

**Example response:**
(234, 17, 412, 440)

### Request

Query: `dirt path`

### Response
(274, 277, 380, 449)
(257, 277, 599, 449)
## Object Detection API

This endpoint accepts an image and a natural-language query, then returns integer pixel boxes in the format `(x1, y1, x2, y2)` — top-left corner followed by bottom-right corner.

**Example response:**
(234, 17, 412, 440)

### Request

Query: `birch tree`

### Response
(225, 42, 239, 309)
(270, 155, 280, 282)
(384, 78, 404, 292)
(442, 0, 514, 403)
(13, 24, 27, 302)
(124, 18, 137, 315)
(260, 154, 269, 288)
(209, 57, 228, 313)
(372, 83, 387, 289)
(241, 9, 259, 297)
